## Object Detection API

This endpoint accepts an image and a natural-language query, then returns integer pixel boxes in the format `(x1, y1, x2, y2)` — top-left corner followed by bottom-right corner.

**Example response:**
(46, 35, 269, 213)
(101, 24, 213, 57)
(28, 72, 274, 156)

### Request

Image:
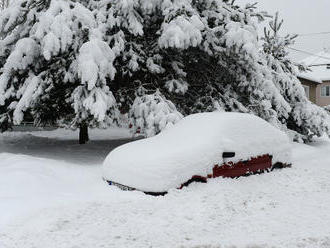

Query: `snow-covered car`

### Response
(102, 112, 291, 195)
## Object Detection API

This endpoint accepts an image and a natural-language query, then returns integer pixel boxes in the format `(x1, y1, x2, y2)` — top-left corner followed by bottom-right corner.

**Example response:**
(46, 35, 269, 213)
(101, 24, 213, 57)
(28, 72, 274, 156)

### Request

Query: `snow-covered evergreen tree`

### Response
(262, 13, 330, 141)
(129, 89, 182, 137)
(0, 0, 120, 143)
(0, 0, 329, 142)
(0, 0, 9, 10)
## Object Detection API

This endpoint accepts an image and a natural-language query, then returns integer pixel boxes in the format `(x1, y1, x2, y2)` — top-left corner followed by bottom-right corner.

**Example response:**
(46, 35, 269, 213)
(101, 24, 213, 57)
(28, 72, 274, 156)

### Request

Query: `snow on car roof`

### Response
(102, 112, 291, 192)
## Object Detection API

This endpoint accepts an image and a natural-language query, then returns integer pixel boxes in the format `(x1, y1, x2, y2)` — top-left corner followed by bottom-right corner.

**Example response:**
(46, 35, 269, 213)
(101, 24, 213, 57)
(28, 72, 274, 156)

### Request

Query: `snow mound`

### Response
(102, 112, 291, 192)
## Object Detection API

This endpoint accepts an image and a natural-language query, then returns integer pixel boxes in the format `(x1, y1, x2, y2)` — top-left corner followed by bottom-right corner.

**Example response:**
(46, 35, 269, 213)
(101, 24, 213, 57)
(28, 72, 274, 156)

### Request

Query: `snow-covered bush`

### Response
(0, 0, 329, 142)
(324, 105, 330, 114)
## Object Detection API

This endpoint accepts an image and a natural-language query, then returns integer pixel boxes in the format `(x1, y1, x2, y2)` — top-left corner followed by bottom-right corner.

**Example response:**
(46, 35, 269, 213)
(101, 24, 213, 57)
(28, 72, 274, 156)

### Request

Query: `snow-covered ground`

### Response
(1, 129, 330, 248)
(0, 128, 132, 165)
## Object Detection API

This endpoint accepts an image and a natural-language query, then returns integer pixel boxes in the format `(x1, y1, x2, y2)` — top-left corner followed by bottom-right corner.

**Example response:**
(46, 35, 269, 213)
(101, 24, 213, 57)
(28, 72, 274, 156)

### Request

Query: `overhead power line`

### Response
(297, 31, 330, 37)
(278, 32, 330, 39)
(288, 47, 330, 61)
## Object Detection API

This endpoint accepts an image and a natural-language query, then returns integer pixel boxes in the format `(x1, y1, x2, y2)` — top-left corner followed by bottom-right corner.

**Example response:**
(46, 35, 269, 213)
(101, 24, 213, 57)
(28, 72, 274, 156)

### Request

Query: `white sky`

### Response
(237, 0, 330, 61)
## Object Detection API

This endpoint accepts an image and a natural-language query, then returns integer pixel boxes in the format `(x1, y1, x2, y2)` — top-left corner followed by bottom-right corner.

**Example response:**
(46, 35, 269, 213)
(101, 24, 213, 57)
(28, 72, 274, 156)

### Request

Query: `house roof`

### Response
(301, 51, 330, 66)
(298, 51, 330, 84)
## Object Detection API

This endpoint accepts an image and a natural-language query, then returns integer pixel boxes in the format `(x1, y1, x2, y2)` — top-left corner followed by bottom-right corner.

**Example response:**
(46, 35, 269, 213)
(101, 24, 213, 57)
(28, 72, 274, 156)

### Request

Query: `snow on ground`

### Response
(1, 129, 330, 248)
(0, 127, 132, 164)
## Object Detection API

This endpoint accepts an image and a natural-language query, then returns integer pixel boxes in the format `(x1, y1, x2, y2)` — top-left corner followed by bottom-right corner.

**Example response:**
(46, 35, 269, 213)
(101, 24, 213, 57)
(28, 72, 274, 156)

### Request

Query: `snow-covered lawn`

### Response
(1, 129, 330, 248)
(0, 128, 132, 165)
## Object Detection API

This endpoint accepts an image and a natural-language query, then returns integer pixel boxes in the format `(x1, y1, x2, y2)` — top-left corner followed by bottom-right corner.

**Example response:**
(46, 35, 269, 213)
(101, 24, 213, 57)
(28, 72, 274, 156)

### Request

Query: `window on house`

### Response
(321, 86, 330, 97)
(303, 85, 310, 99)
(327, 64, 330, 69)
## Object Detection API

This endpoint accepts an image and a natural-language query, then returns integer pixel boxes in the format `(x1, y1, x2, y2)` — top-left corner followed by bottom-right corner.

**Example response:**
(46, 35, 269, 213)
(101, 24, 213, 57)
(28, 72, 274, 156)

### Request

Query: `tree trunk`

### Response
(79, 123, 89, 144)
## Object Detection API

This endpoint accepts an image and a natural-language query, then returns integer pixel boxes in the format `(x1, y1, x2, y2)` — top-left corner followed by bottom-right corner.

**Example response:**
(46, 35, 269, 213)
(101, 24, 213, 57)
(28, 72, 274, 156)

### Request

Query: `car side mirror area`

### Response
(222, 152, 235, 158)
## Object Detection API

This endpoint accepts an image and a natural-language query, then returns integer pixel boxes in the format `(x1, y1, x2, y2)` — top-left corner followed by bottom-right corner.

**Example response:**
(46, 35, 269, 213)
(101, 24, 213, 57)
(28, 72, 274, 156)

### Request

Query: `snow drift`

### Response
(102, 112, 292, 192)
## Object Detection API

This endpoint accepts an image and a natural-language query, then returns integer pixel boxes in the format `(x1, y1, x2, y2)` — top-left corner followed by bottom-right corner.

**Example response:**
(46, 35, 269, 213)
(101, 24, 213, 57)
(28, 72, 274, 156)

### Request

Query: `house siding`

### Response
(316, 81, 330, 107)
(299, 78, 317, 104)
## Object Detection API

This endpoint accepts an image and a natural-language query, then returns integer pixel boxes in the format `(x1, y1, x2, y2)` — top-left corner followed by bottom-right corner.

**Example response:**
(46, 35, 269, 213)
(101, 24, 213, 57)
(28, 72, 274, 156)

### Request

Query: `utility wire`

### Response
(278, 31, 330, 38)
(297, 31, 330, 37)
(288, 47, 330, 61)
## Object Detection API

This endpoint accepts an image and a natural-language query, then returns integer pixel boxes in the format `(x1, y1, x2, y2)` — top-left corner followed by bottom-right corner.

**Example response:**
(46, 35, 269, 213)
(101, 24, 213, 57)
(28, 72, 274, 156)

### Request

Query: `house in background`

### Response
(298, 51, 330, 107)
